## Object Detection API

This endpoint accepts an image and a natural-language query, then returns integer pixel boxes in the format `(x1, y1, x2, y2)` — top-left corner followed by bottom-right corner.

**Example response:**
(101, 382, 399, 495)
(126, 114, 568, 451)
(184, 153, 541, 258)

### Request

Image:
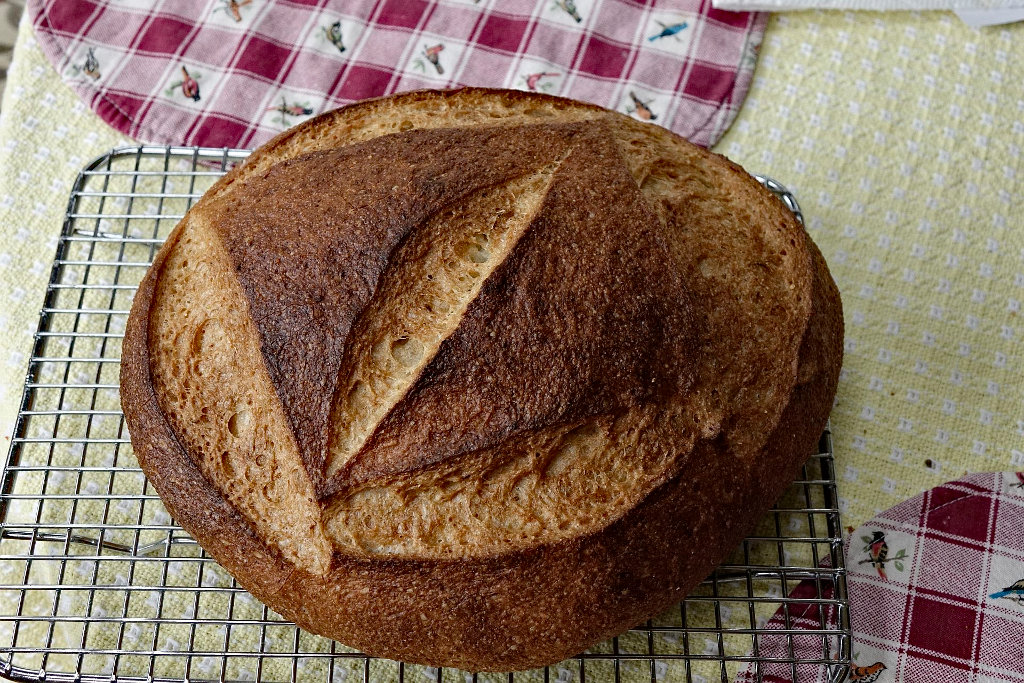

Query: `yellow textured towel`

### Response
(720, 11, 1024, 529)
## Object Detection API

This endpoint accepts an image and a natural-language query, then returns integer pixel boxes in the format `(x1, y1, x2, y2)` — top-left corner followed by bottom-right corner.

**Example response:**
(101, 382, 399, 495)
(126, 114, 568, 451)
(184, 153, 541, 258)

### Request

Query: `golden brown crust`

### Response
(120, 88, 843, 671)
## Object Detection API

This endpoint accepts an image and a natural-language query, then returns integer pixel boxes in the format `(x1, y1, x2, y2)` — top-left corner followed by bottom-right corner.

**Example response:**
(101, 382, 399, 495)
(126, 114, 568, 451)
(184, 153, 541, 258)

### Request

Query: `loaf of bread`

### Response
(120, 88, 843, 671)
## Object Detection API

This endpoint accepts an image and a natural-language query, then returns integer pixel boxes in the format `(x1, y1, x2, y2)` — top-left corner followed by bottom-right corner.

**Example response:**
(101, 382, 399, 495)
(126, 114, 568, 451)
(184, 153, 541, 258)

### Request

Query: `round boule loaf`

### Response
(120, 88, 843, 671)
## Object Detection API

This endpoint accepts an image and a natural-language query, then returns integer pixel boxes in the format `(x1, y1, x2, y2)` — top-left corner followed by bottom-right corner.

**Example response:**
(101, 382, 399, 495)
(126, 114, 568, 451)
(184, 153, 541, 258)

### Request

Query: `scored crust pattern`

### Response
(150, 102, 809, 565)
(122, 89, 843, 670)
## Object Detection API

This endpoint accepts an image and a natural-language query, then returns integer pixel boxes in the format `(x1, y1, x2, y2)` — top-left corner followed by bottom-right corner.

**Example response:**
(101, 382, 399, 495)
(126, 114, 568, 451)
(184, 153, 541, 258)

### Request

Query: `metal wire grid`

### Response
(0, 147, 850, 683)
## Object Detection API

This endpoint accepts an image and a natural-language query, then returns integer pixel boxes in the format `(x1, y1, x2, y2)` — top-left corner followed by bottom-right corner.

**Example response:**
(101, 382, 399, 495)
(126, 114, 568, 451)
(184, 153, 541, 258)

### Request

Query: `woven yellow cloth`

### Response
(719, 11, 1024, 527)
(0, 13, 129, 440)
(0, 8, 1022, 681)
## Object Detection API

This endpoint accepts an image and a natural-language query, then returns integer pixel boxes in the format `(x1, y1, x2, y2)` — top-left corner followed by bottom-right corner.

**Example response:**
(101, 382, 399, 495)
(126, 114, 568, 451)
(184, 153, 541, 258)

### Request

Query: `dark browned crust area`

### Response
(120, 88, 843, 672)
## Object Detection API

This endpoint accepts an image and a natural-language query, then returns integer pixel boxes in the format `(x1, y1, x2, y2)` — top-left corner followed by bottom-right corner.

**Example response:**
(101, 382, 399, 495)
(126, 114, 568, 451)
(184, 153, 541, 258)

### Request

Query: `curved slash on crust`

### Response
(316, 127, 701, 558)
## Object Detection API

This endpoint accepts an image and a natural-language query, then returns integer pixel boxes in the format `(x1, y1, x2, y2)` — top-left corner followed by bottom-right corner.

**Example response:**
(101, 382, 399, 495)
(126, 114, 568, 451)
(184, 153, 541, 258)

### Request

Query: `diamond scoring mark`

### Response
(324, 158, 567, 479)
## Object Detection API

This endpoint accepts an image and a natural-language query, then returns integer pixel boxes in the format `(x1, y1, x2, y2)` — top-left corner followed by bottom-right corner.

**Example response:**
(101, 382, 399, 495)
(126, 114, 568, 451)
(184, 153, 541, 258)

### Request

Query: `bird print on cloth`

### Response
(266, 98, 314, 127)
(864, 530, 889, 580)
(989, 579, 1024, 606)
(83, 48, 99, 79)
(414, 44, 444, 75)
(848, 662, 887, 682)
(626, 91, 657, 121)
(522, 72, 559, 92)
(552, 0, 582, 22)
(64, 47, 100, 81)
(858, 530, 909, 580)
(166, 66, 200, 101)
(1011, 472, 1024, 491)
(217, 0, 252, 23)
(648, 21, 688, 42)
(322, 20, 345, 53)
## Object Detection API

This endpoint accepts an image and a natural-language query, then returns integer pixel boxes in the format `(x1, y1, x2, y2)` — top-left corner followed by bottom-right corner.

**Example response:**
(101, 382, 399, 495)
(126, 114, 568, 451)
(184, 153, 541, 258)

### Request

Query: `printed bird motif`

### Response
(525, 72, 559, 91)
(83, 48, 100, 80)
(648, 21, 688, 42)
(553, 0, 582, 23)
(627, 91, 657, 121)
(423, 44, 444, 74)
(990, 578, 1024, 605)
(221, 0, 252, 22)
(180, 67, 200, 101)
(848, 662, 886, 682)
(1012, 471, 1024, 490)
(864, 531, 889, 580)
(324, 20, 346, 53)
(268, 99, 314, 118)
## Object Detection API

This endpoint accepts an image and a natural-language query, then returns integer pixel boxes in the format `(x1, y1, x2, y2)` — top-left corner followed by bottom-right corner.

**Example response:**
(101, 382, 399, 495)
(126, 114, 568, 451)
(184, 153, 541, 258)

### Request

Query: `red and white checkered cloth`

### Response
(28, 0, 765, 149)
(737, 472, 1024, 683)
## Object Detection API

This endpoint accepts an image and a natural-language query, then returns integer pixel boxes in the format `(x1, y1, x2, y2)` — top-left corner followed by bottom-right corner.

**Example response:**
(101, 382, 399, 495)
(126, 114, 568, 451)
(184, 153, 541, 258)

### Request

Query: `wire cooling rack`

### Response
(0, 147, 850, 683)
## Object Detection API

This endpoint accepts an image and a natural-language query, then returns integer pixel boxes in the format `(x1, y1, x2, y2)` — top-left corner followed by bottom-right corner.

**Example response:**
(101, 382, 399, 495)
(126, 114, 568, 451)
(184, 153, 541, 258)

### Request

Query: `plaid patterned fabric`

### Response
(28, 0, 765, 149)
(736, 472, 1024, 683)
